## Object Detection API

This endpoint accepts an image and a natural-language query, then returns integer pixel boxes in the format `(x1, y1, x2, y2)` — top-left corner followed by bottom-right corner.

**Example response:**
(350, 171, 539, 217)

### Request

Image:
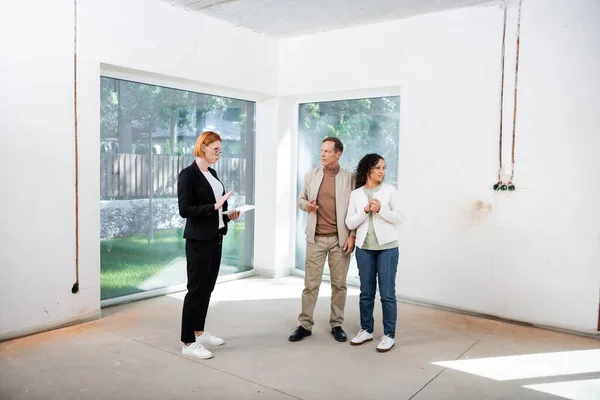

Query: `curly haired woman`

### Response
(345, 153, 404, 352)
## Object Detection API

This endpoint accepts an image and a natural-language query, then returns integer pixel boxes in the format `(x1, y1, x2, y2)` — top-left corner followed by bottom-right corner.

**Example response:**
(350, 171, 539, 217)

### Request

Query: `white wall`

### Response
(86, 0, 278, 97)
(0, 0, 100, 340)
(499, 0, 600, 331)
(254, 97, 298, 278)
(278, 0, 600, 333)
(0, 0, 278, 340)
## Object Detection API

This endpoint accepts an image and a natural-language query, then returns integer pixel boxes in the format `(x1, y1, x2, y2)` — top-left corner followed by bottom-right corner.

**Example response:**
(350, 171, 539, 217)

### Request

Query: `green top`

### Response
(361, 184, 398, 251)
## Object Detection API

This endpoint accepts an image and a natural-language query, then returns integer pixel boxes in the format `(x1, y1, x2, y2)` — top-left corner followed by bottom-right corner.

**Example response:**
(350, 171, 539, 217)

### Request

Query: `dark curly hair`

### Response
(354, 153, 384, 189)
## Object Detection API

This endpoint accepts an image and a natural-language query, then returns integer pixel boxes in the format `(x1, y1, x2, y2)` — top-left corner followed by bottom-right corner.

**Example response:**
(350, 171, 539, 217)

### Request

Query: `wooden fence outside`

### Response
(100, 153, 246, 200)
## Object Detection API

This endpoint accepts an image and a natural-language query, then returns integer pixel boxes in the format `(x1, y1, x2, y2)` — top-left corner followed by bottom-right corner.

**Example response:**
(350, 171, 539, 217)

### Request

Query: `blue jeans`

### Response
(355, 247, 399, 338)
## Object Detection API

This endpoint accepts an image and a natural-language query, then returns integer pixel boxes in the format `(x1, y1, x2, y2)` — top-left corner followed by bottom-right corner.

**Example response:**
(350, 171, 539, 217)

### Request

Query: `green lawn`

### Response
(101, 224, 249, 300)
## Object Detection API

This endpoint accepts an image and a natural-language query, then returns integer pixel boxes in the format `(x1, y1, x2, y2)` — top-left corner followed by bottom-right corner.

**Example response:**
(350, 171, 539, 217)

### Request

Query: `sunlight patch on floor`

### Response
(523, 378, 600, 400)
(167, 276, 360, 303)
(434, 349, 600, 381)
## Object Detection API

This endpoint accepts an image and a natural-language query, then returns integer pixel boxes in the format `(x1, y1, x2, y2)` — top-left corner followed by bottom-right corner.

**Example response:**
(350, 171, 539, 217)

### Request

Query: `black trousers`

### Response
(180, 236, 222, 343)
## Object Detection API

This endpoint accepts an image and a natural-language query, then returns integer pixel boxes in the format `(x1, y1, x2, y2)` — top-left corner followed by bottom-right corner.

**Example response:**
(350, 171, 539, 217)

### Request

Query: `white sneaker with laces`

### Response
(376, 335, 395, 352)
(196, 332, 225, 346)
(350, 329, 374, 346)
(182, 342, 213, 359)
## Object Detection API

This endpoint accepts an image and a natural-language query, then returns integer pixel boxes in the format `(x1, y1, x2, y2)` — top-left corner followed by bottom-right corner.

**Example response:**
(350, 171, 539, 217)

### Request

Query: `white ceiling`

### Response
(161, 0, 497, 38)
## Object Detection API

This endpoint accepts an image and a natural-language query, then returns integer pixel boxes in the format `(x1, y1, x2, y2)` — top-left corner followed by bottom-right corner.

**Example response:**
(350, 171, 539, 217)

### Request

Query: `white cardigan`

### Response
(345, 183, 404, 249)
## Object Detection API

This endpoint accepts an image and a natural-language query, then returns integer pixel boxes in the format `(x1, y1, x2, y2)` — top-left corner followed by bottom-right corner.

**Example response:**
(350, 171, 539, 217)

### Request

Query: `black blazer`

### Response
(178, 161, 230, 241)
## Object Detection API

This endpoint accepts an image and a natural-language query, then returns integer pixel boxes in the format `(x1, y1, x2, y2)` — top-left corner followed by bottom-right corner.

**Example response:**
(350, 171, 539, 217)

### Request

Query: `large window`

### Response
(296, 96, 400, 282)
(100, 77, 255, 300)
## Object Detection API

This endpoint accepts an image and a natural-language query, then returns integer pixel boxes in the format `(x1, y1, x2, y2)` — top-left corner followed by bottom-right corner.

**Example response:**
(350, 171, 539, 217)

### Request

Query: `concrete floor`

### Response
(1, 276, 600, 400)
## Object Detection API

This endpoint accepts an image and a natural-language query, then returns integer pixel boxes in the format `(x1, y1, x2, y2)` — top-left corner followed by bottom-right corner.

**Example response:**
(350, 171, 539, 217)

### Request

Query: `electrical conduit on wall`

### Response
(72, 0, 80, 294)
(494, 0, 522, 192)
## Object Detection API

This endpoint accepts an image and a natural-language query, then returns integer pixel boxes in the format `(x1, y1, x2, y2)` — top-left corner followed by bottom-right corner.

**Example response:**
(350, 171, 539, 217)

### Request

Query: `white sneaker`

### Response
(350, 329, 374, 346)
(182, 342, 213, 359)
(196, 332, 225, 346)
(376, 335, 395, 353)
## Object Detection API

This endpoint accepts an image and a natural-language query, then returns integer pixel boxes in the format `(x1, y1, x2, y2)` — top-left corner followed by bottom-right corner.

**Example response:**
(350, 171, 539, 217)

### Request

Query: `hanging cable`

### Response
(72, 0, 80, 294)
(494, 2, 508, 191)
(508, 0, 523, 191)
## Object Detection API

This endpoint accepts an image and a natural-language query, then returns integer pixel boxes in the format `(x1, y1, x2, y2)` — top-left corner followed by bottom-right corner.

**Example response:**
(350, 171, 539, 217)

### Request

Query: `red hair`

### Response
(193, 131, 222, 158)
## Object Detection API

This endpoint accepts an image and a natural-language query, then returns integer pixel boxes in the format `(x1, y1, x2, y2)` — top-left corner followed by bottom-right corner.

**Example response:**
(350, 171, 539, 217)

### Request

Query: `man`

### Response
(289, 137, 355, 343)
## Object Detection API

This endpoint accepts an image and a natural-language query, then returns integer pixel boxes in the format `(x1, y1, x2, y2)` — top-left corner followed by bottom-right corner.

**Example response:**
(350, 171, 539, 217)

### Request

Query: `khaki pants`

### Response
(299, 235, 351, 330)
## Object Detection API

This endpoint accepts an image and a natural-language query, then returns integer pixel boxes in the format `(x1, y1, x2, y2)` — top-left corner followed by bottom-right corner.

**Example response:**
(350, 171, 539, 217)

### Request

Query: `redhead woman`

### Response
(177, 130, 240, 359)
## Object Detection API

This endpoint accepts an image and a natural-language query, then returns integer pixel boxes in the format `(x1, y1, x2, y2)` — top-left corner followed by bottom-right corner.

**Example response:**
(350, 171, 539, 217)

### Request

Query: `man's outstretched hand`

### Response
(343, 235, 355, 255)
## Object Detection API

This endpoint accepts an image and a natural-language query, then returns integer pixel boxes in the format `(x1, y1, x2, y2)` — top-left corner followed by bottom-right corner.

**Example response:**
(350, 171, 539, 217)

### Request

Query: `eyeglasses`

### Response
(206, 146, 222, 156)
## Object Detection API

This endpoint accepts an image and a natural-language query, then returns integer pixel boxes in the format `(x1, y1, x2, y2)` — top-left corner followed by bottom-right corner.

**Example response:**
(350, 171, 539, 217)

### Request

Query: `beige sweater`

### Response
(297, 165, 355, 248)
